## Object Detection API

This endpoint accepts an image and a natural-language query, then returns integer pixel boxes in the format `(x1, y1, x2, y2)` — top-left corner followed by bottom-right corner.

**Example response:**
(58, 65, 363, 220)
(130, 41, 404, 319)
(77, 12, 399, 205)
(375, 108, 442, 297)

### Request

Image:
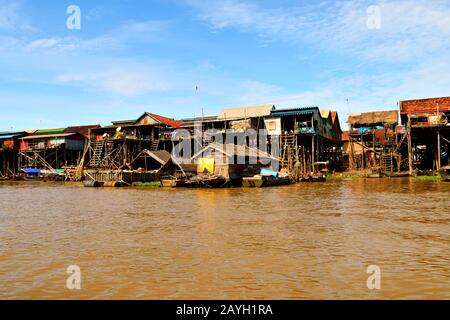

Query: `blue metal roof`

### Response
(0, 132, 24, 139)
(271, 106, 320, 116)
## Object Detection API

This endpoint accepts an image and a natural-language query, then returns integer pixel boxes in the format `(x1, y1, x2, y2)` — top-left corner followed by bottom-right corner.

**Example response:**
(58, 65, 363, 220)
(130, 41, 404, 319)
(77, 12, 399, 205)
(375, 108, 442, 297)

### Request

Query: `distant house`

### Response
(270, 106, 343, 174)
(18, 125, 100, 171)
(399, 97, 450, 172)
(87, 112, 181, 170)
(345, 110, 400, 172)
(191, 142, 279, 183)
(0, 131, 28, 176)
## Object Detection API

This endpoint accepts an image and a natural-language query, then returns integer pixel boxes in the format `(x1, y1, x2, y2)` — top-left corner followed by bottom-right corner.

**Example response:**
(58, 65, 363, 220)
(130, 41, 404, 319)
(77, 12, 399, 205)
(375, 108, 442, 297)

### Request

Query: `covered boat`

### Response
(243, 168, 291, 188)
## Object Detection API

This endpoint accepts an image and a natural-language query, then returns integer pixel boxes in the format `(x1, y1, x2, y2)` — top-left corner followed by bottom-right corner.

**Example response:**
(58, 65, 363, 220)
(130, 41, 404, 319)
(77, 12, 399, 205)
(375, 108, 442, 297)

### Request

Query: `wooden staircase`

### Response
(89, 140, 105, 167)
(151, 138, 160, 151)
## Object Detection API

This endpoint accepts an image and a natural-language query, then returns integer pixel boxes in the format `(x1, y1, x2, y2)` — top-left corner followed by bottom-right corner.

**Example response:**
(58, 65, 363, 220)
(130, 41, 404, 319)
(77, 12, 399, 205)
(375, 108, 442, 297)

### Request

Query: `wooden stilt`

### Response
(407, 115, 413, 175)
(436, 130, 441, 171)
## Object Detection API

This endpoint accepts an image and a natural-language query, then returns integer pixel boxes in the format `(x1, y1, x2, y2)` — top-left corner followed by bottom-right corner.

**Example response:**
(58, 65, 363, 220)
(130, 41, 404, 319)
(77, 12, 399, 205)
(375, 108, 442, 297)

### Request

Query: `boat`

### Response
(384, 172, 410, 178)
(161, 178, 199, 188)
(299, 174, 326, 182)
(367, 173, 381, 178)
(83, 180, 104, 187)
(191, 174, 228, 188)
(242, 174, 291, 188)
(439, 166, 450, 181)
(309, 175, 327, 182)
(161, 179, 177, 187)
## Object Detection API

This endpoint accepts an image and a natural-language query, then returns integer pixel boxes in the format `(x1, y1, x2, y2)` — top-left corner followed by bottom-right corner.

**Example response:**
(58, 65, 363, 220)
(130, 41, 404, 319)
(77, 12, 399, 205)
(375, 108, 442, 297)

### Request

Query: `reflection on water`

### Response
(0, 179, 449, 299)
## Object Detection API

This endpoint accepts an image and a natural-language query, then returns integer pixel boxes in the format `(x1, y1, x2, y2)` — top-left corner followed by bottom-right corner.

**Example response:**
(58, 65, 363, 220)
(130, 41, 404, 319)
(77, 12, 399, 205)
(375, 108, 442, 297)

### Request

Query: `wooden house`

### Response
(0, 131, 28, 177)
(18, 125, 99, 173)
(346, 110, 401, 173)
(399, 97, 450, 173)
(191, 143, 279, 184)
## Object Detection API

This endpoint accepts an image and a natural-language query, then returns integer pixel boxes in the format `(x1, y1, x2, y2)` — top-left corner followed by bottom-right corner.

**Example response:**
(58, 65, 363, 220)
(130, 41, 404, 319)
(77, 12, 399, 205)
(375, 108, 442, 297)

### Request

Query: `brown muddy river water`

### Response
(0, 179, 449, 299)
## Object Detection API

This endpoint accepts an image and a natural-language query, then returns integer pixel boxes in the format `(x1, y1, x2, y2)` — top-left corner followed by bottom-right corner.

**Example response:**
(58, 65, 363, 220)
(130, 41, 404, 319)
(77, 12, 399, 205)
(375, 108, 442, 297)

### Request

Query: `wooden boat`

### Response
(161, 178, 199, 188)
(439, 166, 450, 181)
(83, 180, 104, 187)
(190, 174, 228, 188)
(300, 174, 326, 182)
(367, 173, 381, 178)
(103, 181, 127, 187)
(243, 175, 291, 188)
(384, 172, 410, 178)
(161, 179, 177, 187)
(309, 175, 326, 182)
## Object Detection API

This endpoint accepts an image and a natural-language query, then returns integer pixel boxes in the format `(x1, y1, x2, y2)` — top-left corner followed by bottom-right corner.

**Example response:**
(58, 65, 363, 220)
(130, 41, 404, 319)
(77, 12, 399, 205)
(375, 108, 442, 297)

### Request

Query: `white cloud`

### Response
(56, 73, 85, 82)
(28, 38, 59, 49)
(95, 70, 171, 96)
(24, 20, 167, 54)
(56, 69, 171, 96)
(187, 0, 450, 61)
(0, 0, 34, 31)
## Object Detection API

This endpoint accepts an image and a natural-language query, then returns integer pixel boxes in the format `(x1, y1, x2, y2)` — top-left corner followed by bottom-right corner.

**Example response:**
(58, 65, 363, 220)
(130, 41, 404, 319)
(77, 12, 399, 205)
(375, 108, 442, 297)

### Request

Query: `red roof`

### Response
(146, 113, 181, 128)
(341, 131, 350, 141)
(331, 111, 337, 123)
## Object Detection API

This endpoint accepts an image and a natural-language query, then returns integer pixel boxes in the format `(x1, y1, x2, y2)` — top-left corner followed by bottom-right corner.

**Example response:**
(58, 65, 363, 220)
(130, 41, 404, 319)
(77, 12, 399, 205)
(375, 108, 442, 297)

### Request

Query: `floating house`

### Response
(191, 142, 279, 185)
(345, 110, 401, 174)
(400, 97, 450, 173)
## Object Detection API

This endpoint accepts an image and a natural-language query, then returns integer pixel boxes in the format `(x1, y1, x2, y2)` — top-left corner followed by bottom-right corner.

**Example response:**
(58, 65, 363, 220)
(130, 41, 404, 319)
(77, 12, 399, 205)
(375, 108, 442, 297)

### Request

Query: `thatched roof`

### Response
(348, 110, 398, 126)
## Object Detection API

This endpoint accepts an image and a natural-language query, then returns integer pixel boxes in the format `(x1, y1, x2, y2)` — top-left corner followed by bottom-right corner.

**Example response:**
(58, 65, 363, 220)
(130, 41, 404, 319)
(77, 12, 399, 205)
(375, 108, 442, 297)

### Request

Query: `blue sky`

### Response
(1, 0, 450, 131)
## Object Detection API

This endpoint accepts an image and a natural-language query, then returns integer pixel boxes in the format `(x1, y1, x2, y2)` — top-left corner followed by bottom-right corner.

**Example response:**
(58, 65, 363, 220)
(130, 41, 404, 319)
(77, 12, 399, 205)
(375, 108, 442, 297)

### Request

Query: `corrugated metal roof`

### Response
(271, 106, 320, 116)
(65, 125, 101, 138)
(22, 133, 76, 140)
(192, 143, 278, 161)
(111, 120, 136, 125)
(0, 134, 18, 139)
(320, 110, 331, 118)
(218, 104, 275, 120)
(34, 128, 66, 134)
(0, 133, 24, 139)
(143, 150, 172, 165)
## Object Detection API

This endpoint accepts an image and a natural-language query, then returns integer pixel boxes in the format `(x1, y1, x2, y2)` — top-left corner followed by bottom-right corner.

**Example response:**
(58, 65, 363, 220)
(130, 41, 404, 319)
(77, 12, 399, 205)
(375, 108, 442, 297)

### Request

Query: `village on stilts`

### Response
(1, 96, 449, 187)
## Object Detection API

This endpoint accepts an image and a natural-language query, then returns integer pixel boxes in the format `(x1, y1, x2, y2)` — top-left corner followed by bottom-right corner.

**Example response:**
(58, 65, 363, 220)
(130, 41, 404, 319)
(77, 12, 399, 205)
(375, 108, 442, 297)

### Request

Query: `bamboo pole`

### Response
(407, 115, 413, 175)
(437, 130, 441, 170)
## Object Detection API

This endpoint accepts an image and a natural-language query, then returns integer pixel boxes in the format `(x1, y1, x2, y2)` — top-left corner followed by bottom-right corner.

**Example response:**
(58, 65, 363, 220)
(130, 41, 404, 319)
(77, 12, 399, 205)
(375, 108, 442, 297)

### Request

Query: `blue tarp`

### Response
(260, 168, 278, 177)
(355, 125, 384, 133)
(23, 168, 41, 176)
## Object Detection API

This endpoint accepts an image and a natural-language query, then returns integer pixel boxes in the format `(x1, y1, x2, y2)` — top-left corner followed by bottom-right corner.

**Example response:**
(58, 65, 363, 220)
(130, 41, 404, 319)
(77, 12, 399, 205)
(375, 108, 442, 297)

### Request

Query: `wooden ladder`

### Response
(89, 140, 105, 167)
(381, 153, 393, 173)
(281, 134, 295, 169)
